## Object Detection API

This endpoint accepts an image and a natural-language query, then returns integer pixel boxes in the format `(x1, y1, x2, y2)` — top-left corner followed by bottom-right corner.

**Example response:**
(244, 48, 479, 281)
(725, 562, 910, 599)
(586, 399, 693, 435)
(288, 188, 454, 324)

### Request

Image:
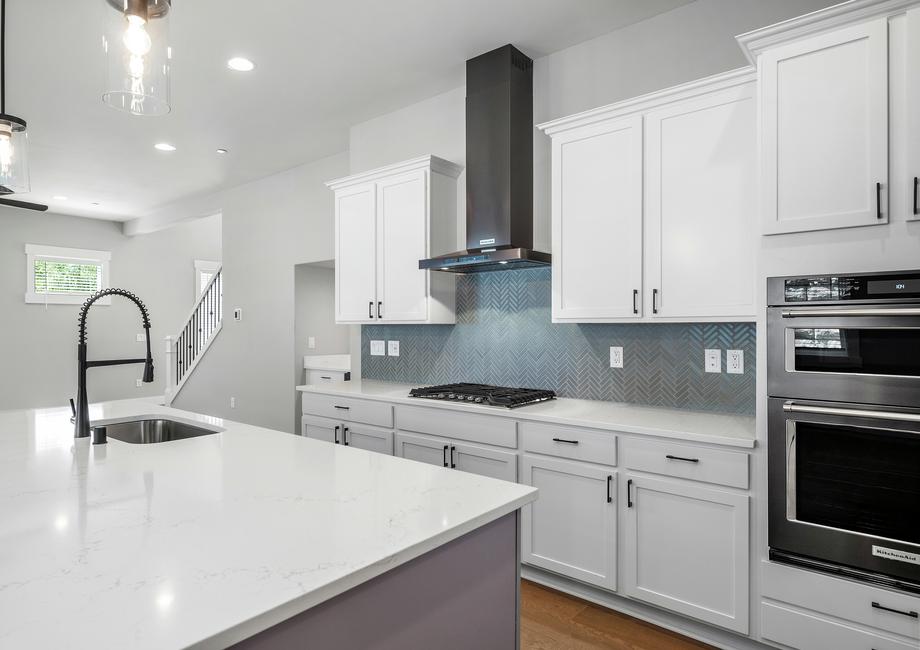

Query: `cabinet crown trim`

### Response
(326, 154, 463, 190)
(736, 0, 920, 63)
(536, 67, 755, 136)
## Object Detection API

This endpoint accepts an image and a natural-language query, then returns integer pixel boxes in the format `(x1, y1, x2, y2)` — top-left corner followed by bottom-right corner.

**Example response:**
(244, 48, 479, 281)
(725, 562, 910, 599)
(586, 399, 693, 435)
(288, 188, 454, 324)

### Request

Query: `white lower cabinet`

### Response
(761, 602, 918, 650)
(394, 432, 517, 482)
(622, 473, 750, 634)
(521, 455, 617, 591)
(301, 414, 393, 455)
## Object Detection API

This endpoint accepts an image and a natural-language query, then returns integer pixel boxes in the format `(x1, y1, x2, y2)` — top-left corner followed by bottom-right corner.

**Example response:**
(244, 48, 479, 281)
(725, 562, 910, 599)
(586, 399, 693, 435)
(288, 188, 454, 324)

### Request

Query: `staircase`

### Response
(164, 267, 223, 405)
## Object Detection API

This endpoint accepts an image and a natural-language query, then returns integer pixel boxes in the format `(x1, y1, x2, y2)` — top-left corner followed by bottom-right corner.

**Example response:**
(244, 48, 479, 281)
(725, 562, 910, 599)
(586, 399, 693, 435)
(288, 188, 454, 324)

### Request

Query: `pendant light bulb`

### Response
(123, 15, 152, 58)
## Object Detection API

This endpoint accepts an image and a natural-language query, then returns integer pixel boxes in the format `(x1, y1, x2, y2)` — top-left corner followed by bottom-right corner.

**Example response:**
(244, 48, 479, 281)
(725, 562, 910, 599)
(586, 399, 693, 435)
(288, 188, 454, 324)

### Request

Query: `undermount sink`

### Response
(97, 418, 221, 444)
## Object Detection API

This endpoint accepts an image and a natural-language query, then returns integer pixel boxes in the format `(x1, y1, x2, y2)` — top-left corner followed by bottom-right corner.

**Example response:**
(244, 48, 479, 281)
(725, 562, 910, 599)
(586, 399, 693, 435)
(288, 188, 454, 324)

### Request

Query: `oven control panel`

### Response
(772, 271, 920, 305)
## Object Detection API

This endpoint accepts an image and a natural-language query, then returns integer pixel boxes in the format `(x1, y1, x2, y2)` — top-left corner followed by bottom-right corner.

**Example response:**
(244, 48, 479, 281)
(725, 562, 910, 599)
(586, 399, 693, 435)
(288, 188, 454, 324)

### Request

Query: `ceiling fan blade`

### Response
(0, 198, 49, 212)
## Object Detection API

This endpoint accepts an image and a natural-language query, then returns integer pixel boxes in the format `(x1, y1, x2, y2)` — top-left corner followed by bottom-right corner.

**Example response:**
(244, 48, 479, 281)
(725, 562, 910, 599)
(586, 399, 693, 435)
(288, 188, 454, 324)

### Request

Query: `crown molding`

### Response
(326, 155, 463, 190)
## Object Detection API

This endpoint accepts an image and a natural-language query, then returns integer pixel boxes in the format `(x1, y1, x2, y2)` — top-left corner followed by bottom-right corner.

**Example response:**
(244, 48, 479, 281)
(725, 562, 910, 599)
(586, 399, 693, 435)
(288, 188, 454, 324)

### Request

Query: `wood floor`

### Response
(520, 580, 715, 650)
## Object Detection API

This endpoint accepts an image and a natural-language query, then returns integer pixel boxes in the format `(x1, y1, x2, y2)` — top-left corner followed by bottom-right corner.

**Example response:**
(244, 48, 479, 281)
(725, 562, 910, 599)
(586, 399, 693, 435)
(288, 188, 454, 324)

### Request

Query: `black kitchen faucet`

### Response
(74, 288, 154, 440)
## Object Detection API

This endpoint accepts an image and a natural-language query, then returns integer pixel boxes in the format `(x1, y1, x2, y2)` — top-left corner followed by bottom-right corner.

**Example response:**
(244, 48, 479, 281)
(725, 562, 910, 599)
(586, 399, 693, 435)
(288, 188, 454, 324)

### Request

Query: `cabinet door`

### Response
(376, 170, 429, 322)
(645, 83, 756, 320)
(908, 9, 920, 222)
(302, 415, 341, 444)
(551, 116, 643, 321)
(394, 432, 449, 468)
(760, 19, 888, 234)
(335, 183, 377, 322)
(623, 474, 749, 633)
(450, 441, 518, 482)
(344, 423, 393, 455)
(521, 455, 616, 591)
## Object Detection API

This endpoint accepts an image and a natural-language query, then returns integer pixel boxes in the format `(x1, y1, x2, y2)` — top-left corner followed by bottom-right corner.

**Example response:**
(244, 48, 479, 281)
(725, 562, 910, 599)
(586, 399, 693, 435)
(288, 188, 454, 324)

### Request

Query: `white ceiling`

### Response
(5, 0, 693, 220)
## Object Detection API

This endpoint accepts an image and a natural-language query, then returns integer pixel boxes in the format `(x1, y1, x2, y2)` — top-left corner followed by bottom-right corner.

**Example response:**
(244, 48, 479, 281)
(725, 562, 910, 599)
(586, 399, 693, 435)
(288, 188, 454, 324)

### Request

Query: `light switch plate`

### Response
(609, 346, 623, 369)
(705, 349, 722, 373)
(388, 340, 400, 357)
(308, 336, 316, 349)
(233, 308, 242, 322)
(136, 379, 142, 388)
(727, 349, 744, 374)
(136, 333, 145, 342)
(370, 340, 385, 356)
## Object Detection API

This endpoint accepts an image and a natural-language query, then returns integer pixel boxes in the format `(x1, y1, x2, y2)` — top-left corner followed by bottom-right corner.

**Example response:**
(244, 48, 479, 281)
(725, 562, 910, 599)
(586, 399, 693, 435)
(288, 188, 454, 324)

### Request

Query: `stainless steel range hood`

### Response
(419, 45, 550, 274)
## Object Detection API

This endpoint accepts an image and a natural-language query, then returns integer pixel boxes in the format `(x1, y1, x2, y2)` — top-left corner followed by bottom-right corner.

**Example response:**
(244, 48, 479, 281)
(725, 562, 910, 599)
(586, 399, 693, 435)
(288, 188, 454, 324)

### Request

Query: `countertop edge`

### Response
(295, 383, 757, 449)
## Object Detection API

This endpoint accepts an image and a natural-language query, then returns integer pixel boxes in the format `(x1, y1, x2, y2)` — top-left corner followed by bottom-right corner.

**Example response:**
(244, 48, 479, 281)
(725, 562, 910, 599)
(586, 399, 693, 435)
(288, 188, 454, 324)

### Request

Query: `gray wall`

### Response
(172, 152, 350, 433)
(0, 208, 220, 410)
(294, 263, 353, 426)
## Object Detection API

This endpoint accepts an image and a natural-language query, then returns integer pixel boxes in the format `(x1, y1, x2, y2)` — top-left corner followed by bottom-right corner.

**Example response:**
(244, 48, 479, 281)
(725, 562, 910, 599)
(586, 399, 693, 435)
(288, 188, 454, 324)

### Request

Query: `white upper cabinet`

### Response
(645, 81, 756, 320)
(539, 69, 757, 323)
(908, 8, 920, 222)
(328, 155, 461, 324)
(758, 19, 889, 234)
(550, 116, 644, 321)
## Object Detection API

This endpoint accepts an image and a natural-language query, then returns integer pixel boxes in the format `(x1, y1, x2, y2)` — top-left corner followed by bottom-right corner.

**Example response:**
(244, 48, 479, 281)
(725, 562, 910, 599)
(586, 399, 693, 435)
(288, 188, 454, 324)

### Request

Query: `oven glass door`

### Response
(789, 420, 920, 544)
(790, 326, 920, 376)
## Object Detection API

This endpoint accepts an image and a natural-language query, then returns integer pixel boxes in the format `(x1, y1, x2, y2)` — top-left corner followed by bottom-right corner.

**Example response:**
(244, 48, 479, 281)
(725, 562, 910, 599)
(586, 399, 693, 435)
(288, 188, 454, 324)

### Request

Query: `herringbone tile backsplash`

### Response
(362, 269, 756, 414)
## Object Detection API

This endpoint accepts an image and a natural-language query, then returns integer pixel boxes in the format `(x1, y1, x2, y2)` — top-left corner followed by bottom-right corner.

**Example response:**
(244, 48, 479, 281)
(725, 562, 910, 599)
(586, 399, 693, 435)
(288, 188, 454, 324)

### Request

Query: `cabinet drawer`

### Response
(395, 405, 517, 448)
(761, 602, 917, 650)
(762, 561, 920, 641)
(521, 422, 616, 466)
(305, 369, 350, 385)
(621, 438, 748, 489)
(301, 393, 393, 428)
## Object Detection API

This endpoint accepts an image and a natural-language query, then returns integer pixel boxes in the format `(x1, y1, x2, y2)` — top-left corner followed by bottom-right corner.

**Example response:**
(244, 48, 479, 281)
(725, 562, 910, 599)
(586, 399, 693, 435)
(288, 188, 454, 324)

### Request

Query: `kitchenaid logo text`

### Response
(872, 546, 920, 566)
(479, 238, 496, 246)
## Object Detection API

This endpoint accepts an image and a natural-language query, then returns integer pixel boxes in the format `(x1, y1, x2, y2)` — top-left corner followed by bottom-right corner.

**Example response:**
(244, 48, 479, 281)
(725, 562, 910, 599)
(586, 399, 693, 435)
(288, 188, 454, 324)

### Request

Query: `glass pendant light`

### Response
(102, 0, 172, 116)
(0, 0, 29, 194)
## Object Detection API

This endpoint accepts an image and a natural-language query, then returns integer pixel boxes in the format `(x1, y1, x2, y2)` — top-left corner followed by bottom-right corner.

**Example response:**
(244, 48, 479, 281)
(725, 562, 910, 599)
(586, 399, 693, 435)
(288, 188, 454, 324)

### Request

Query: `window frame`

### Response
(194, 259, 220, 297)
(25, 244, 112, 305)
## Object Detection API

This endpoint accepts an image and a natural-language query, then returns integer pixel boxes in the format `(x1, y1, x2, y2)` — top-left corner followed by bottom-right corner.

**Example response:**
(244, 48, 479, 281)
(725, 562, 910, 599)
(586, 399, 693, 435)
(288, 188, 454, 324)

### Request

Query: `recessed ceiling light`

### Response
(91, 202, 100, 206)
(154, 143, 176, 152)
(52, 195, 68, 201)
(216, 148, 229, 154)
(227, 57, 255, 72)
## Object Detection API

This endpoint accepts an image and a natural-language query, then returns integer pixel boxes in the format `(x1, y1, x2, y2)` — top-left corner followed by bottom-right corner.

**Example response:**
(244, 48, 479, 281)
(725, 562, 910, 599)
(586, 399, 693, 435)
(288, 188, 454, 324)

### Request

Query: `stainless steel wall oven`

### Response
(768, 271, 920, 593)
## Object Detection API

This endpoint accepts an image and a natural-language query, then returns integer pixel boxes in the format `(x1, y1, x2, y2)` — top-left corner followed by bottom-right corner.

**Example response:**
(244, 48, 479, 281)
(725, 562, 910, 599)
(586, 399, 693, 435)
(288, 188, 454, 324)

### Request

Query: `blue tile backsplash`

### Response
(362, 268, 755, 414)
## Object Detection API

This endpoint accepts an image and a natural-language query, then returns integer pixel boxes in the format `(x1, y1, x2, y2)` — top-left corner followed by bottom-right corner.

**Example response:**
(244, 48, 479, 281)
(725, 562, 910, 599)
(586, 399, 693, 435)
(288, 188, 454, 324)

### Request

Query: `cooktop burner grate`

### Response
(409, 383, 556, 408)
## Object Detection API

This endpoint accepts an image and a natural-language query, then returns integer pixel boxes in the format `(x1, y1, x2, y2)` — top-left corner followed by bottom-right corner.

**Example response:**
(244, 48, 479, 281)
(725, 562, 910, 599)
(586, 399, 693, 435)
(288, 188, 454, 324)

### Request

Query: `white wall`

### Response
(0, 208, 220, 411)
(172, 152, 349, 432)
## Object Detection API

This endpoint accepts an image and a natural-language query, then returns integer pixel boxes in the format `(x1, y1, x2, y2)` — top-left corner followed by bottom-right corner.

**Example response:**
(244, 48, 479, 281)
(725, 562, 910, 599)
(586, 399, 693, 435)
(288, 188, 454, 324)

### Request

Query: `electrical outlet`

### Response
(388, 340, 400, 357)
(727, 349, 744, 374)
(308, 336, 316, 349)
(136, 379, 142, 388)
(370, 340, 385, 356)
(609, 346, 623, 368)
(136, 333, 145, 342)
(230, 397, 236, 408)
(705, 349, 722, 373)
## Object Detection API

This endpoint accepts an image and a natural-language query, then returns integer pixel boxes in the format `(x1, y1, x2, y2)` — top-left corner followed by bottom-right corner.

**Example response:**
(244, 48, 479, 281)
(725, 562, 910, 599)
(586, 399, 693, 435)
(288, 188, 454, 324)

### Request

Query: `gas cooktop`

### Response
(408, 383, 556, 409)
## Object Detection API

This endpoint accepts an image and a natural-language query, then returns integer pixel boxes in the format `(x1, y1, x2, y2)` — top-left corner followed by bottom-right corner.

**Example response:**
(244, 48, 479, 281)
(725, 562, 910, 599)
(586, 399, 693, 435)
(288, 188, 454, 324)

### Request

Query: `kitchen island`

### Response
(0, 398, 536, 649)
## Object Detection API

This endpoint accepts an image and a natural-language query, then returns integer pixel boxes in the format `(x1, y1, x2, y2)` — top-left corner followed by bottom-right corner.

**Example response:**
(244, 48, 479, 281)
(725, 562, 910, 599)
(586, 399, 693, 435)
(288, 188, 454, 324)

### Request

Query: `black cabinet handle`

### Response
(652, 288, 659, 314)
(877, 182, 883, 220)
(333, 405, 350, 410)
(606, 475, 613, 503)
(552, 437, 579, 445)
(377, 302, 382, 319)
(666, 454, 700, 463)
(871, 601, 918, 618)
(914, 177, 919, 216)
(632, 289, 638, 314)
(343, 427, 349, 446)
(627, 479, 633, 508)
(442, 444, 449, 467)
(368, 301, 374, 319)
(320, 376, 331, 380)
(450, 445, 456, 469)
(334, 425, 340, 445)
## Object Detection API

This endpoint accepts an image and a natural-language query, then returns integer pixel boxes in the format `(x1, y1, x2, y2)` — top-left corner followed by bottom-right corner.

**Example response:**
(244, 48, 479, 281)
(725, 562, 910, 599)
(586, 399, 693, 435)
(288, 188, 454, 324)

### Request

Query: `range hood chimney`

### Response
(419, 45, 550, 273)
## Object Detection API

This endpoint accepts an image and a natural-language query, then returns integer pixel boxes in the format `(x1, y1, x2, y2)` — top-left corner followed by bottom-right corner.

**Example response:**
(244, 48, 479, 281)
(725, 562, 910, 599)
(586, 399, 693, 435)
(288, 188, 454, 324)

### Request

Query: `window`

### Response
(195, 259, 220, 296)
(25, 244, 111, 305)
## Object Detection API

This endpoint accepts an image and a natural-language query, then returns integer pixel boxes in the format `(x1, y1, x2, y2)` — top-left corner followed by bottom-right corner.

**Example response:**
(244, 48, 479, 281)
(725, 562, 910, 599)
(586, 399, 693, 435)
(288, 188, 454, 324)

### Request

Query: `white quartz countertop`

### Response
(0, 398, 535, 649)
(296, 380, 756, 448)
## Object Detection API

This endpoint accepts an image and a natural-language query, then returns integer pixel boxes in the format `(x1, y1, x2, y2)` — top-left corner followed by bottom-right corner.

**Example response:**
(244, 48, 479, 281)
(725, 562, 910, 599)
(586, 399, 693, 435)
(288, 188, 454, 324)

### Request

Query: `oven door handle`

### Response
(784, 401, 920, 424)
(781, 307, 920, 318)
